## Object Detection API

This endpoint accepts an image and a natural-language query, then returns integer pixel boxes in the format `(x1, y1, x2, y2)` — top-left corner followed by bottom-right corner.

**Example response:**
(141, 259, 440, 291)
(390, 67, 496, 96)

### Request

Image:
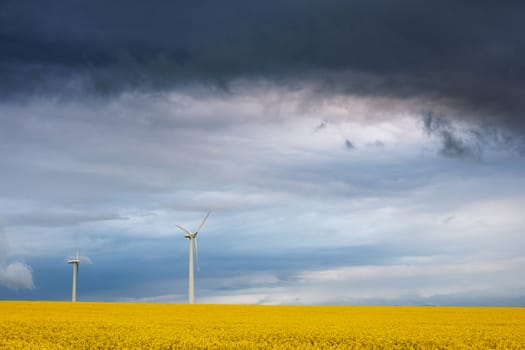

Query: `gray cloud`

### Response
(313, 121, 327, 133)
(1, 0, 525, 138)
(439, 130, 481, 159)
(422, 111, 482, 159)
(344, 139, 355, 150)
(4, 212, 126, 227)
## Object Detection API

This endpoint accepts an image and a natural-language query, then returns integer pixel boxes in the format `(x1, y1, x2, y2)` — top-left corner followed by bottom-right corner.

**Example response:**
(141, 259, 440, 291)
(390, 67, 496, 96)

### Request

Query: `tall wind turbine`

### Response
(176, 212, 210, 304)
(67, 249, 80, 302)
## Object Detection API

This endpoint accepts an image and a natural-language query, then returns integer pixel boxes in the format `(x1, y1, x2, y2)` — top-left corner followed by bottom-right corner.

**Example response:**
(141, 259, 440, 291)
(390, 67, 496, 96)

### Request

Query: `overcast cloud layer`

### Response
(0, 1, 524, 305)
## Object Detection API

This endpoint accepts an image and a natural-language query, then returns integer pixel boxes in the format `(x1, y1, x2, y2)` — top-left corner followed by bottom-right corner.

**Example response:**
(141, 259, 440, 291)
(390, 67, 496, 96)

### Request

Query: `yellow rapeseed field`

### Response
(0, 301, 524, 349)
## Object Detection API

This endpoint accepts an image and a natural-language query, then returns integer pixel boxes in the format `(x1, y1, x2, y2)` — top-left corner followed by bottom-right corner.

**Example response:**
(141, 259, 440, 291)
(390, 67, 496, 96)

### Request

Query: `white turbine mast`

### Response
(67, 249, 80, 302)
(176, 211, 210, 304)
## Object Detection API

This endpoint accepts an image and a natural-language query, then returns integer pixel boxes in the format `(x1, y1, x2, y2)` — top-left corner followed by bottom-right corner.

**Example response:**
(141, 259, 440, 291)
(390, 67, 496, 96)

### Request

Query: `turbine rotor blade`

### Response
(176, 225, 193, 235)
(196, 212, 210, 233)
(193, 238, 200, 272)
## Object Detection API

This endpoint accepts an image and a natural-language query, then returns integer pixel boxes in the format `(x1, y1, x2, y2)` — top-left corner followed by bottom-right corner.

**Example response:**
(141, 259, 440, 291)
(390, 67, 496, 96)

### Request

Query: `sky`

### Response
(1, 0, 524, 305)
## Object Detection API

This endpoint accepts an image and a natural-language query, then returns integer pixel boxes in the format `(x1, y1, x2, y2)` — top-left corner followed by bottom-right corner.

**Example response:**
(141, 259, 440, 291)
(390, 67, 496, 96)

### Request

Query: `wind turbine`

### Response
(67, 249, 80, 302)
(176, 212, 210, 304)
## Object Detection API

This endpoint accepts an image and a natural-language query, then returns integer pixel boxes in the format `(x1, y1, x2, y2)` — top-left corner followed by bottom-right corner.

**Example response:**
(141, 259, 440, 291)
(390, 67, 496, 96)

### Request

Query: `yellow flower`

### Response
(0, 302, 523, 349)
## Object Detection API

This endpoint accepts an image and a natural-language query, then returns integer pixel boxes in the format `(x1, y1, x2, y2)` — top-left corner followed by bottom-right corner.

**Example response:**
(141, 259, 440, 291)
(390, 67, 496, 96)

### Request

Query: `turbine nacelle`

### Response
(68, 249, 80, 264)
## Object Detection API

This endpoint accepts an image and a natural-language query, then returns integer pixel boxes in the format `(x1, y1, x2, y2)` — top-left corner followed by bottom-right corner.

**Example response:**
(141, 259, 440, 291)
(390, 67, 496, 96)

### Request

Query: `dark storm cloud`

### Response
(2, 0, 525, 134)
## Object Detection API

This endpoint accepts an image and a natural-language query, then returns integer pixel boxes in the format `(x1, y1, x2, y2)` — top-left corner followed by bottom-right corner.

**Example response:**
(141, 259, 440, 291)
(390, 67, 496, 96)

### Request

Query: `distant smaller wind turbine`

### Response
(67, 249, 80, 302)
(67, 249, 92, 302)
(176, 212, 210, 304)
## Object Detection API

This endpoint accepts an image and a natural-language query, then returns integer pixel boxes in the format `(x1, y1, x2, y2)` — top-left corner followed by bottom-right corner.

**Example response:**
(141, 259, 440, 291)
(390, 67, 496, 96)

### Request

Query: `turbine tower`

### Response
(176, 212, 210, 304)
(67, 249, 80, 302)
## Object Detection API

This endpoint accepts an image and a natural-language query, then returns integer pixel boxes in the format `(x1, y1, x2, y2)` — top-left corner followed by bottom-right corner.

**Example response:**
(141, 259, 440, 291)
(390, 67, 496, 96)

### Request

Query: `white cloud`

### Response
(0, 262, 35, 290)
(0, 227, 35, 290)
(297, 258, 525, 283)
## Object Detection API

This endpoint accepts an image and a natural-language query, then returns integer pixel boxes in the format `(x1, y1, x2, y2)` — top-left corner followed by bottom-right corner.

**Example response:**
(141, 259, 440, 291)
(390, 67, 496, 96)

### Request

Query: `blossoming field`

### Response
(0, 301, 523, 349)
